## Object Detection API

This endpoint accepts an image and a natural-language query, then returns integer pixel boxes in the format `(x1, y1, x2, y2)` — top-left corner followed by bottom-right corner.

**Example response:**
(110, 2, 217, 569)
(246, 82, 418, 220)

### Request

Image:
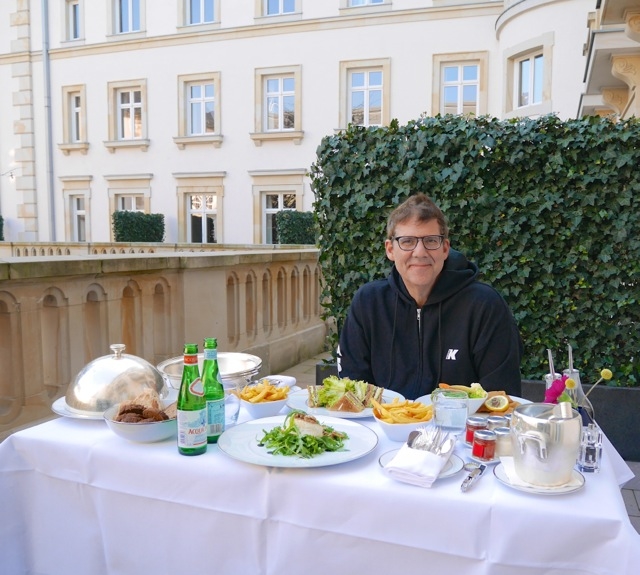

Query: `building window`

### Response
(188, 82, 215, 135)
(187, 194, 217, 243)
(117, 89, 143, 140)
(265, 76, 295, 131)
(340, 58, 390, 128)
(263, 193, 296, 244)
(59, 85, 89, 155)
(350, 69, 382, 126)
(251, 65, 302, 146)
(188, 0, 214, 24)
(442, 64, 479, 115)
(349, 0, 384, 6)
(66, 0, 81, 40)
(265, 0, 295, 16)
(517, 53, 544, 107)
(115, 0, 141, 34)
(71, 196, 86, 241)
(118, 195, 145, 212)
(105, 80, 149, 152)
(432, 53, 488, 118)
(175, 73, 222, 149)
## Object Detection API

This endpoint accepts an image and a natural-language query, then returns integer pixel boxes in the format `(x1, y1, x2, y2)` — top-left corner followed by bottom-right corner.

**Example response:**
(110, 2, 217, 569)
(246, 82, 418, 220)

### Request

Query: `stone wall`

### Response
(0, 247, 327, 440)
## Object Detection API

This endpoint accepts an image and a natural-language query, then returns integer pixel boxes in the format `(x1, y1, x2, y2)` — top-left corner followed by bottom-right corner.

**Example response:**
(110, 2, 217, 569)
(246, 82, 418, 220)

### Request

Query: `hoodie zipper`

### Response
(416, 308, 423, 397)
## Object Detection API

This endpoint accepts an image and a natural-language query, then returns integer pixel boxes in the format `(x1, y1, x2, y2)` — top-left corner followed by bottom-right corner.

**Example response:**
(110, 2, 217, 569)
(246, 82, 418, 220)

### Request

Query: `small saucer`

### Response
(493, 463, 585, 495)
(469, 453, 501, 465)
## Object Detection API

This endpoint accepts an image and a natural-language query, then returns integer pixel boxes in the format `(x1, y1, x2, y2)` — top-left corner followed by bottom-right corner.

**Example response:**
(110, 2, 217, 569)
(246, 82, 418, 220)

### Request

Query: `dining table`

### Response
(1, 399, 639, 575)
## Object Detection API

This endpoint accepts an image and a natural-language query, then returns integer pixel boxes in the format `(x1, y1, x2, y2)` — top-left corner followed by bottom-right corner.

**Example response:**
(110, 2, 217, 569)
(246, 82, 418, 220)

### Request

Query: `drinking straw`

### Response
(547, 349, 555, 377)
(568, 344, 574, 373)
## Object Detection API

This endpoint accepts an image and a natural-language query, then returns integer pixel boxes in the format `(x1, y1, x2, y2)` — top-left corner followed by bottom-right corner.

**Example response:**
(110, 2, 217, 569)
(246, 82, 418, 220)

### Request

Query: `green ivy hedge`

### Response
(0, 215, 4, 241)
(310, 115, 640, 386)
(275, 210, 317, 244)
(112, 211, 165, 242)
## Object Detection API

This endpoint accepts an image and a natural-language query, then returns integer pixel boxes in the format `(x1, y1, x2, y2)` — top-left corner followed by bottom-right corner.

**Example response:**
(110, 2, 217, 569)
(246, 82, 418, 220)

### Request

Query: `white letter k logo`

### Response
(445, 349, 459, 360)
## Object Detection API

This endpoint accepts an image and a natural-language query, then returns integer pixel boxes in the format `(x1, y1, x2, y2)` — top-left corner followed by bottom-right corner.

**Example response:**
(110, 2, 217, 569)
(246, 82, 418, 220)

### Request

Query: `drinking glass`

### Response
(432, 389, 468, 437)
(224, 381, 241, 427)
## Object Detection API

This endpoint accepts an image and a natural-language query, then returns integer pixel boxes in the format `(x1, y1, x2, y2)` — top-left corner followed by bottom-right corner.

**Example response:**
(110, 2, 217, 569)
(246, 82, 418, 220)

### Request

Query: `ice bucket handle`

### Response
(517, 430, 548, 460)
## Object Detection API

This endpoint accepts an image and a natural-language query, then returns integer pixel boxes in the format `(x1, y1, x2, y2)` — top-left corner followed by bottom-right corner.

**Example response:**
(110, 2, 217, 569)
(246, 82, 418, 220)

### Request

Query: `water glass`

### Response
(224, 382, 241, 427)
(432, 389, 468, 436)
(577, 422, 603, 473)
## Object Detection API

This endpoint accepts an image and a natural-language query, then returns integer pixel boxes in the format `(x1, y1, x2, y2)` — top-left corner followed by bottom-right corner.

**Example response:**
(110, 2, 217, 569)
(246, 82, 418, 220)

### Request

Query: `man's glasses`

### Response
(393, 235, 445, 251)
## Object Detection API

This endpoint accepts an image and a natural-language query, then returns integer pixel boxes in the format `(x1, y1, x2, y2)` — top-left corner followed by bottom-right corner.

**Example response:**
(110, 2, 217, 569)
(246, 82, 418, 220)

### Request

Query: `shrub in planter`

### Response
(275, 211, 317, 244)
(112, 211, 165, 242)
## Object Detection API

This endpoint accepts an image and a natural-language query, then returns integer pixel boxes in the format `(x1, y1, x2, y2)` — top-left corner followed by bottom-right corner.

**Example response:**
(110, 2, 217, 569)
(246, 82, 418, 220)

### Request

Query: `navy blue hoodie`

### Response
(337, 249, 523, 400)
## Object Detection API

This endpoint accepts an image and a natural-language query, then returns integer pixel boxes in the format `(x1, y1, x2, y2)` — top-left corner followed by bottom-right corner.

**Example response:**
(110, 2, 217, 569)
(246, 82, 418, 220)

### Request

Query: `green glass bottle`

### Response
(177, 343, 207, 456)
(202, 337, 225, 443)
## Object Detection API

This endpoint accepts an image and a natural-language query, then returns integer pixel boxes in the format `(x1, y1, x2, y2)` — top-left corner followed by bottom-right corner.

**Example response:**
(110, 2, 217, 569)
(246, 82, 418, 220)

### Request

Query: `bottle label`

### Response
(207, 398, 225, 436)
(189, 377, 204, 397)
(184, 353, 198, 365)
(203, 348, 218, 361)
(177, 409, 207, 448)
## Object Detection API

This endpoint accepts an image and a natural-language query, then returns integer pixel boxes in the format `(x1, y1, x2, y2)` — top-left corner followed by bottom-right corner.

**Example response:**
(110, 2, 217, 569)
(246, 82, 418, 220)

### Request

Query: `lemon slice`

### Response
(483, 395, 510, 413)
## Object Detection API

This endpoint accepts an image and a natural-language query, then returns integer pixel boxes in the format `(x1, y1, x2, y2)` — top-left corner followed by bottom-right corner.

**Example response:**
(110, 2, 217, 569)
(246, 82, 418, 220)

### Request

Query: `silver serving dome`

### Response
(157, 352, 262, 390)
(65, 344, 168, 416)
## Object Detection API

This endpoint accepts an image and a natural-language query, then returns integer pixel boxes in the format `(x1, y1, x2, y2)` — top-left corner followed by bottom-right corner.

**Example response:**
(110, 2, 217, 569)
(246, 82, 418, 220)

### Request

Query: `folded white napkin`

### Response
(499, 456, 583, 490)
(385, 444, 453, 488)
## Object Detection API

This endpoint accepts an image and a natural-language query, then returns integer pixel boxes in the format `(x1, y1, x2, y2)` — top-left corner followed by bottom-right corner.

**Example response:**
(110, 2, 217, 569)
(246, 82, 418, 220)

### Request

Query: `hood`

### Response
(388, 248, 479, 307)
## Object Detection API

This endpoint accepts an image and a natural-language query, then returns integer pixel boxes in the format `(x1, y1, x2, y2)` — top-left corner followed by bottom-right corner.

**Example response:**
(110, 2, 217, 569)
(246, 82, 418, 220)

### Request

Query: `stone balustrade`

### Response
(0, 245, 327, 440)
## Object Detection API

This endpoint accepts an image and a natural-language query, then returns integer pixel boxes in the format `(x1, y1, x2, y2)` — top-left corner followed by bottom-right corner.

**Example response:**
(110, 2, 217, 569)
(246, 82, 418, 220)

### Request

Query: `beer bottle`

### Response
(177, 343, 207, 456)
(202, 337, 225, 443)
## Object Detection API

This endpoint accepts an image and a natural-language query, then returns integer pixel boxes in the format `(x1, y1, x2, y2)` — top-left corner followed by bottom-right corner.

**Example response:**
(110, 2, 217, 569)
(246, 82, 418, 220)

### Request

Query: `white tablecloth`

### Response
(1, 411, 639, 575)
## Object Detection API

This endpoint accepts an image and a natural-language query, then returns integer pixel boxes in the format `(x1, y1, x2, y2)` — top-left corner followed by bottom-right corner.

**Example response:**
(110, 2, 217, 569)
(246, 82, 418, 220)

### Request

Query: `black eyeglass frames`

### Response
(393, 235, 445, 251)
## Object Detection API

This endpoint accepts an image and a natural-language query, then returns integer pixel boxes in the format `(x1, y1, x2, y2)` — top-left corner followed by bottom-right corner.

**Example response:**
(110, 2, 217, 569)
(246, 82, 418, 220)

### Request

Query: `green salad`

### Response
(258, 410, 348, 458)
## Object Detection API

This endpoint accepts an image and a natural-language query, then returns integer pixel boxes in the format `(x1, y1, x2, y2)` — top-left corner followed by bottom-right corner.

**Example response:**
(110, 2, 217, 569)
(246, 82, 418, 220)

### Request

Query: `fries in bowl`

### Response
(239, 379, 289, 403)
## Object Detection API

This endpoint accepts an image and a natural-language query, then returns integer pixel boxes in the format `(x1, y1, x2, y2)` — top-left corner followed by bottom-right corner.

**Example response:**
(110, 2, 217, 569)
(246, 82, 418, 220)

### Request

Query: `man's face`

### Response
(384, 217, 450, 298)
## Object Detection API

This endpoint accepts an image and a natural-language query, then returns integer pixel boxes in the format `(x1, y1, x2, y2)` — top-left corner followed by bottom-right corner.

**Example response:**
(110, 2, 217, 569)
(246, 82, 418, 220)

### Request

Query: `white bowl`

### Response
(372, 413, 426, 443)
(241, 396, 288, 419)
(103, 404, 177, 443)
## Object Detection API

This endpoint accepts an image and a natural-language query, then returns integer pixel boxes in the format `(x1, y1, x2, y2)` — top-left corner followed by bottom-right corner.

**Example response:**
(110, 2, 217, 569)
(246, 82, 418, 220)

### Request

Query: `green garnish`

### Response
(258, 410, 348, 458)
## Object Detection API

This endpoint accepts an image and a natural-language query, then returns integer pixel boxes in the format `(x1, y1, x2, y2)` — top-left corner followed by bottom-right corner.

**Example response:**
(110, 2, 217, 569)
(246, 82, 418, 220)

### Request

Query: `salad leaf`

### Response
(258, 411, 348, 458)
(317, 376, 347, 406)
(468, 383, 488, 399)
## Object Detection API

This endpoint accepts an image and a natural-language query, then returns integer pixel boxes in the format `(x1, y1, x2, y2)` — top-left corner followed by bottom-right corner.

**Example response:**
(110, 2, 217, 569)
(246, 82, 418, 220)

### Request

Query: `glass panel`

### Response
(121, 108, 131, 138)
(190, 85, 201, 99)
(351, 91, 364, 125)
(443, 66, 458, 83)
(205, 103, 215, 132)
(76, 214, 86, 242)
(283, 77, 295, 92)
(443, 86, 458, 108)
(283, 0, 295, 13)
(350, 0, 366, 6)
(190, 0, 201, 24)
(266, 213, 276, 244)
(283, 95, 294, 129)
(205, 214, 216, 243)
(533, 55, 544, 104)
(133, 90, 141, 104)
(351, 72, 364, 88)
(119, 0, 129, 32)
(519, 59, 530, 107)
(266, 78, 279, 93)
(190, 214, 203, 242)
(133, 107, 142, 138)
(205, 83, 214, 98)
(283, 194, 296, 209)
(369, 90, 381, 125)
(191, 102, 202, 134)
(462, 85, 477, 113)
(266, 194, 279, 209)
(267, 0, 279, 15)
(120, 91, 130, 105)
(368, 71, 382, 87)
(132, 0, 140, 31)
(204, 0, 214, 22)
(267, 96, 279, 130)
(463, 65, 478, 82)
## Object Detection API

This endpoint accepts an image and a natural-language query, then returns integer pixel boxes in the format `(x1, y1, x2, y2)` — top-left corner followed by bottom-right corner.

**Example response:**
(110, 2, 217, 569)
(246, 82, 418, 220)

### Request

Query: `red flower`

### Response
(544, 375, 568, 403)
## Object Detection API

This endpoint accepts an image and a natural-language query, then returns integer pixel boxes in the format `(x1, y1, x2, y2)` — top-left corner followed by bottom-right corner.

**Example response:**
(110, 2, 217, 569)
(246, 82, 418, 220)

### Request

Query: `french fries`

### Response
(371, 398, 433, 424)
(238, 379, 289, 403)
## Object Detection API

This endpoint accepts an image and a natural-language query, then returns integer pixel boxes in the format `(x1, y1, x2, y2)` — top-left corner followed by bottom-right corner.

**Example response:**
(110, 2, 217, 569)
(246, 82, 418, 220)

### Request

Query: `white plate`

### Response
(217, 415, 378, 468)
(416, 394, 531, 413)
(51, 397, 106, 420)
(378, 449, 464, 480)
(493, 463, 585, 495)
(286, 388, 405, 419)
(468, 453, 501, 465)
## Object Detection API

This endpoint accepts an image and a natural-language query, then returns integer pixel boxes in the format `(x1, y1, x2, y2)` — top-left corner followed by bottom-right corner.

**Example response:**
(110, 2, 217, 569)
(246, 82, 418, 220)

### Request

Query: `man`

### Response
(338, 194, 523, 399)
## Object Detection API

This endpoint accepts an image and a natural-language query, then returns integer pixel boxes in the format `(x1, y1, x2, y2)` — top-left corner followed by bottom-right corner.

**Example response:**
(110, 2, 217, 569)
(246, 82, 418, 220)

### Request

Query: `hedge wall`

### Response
(275, 210, 317, 244)
(112, 211, 165, 243)
(310, 115, 640, 386)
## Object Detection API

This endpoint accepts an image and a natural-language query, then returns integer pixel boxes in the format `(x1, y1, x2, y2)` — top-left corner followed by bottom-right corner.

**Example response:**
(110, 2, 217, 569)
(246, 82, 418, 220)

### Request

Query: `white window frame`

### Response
(263, 192, 297, 244)
(441, 63, 479, 115)
(250, 170, 305, 244)
(339, 58, 390, 129)
(339, 0, 388, 13)
(65, 0, 82, 41)
(251, 65, 303, 146)
(61, 177, 92, 242)
(432, 53, 488, 117)
(264, 0, 296, 16)
(504, 32, 553, 118)
(106, 175, 152, 240)
(115, 0, 141, 34)
(187, 193, 218, 243)
(264, 75, 295, 132)
(349, 0, 384, 6)
(118, 195, 145, 212)
(105, 79, 149, 152)
(516, 53, 544, 108)
(71, 195, 87, 242)
(186, 0, 215, 25)
(117, 88, 143, 140)
(175, 72, 223, 149)
(59, 84, 89, 155)
(174, 173, 225, 243)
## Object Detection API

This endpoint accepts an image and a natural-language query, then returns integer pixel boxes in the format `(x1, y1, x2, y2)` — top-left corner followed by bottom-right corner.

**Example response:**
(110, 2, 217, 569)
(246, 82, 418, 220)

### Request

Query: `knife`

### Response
(461, 464, 487, 492)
